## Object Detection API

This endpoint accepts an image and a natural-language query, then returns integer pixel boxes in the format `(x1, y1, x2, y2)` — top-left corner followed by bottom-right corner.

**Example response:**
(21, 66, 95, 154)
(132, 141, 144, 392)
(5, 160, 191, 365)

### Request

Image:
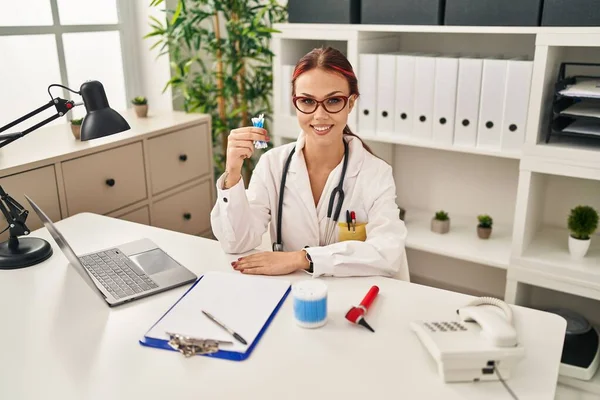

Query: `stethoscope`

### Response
(273, 139, 349, 251)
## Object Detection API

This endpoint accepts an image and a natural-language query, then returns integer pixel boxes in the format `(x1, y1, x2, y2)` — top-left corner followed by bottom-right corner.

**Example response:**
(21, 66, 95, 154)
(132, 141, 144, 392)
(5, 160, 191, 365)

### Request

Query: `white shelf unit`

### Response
(272, 23, 600, 395)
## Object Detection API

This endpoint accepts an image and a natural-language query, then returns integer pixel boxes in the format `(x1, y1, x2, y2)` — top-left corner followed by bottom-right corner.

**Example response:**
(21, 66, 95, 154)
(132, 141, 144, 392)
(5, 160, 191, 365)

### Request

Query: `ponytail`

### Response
(342, 125, 375, 155)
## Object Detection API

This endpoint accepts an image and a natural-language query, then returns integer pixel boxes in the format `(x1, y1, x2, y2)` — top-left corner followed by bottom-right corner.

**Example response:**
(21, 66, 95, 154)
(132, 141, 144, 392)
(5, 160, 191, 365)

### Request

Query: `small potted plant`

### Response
(131, 96, 148, 117)
(70, 118, 83, 139)
(477, 214, 493, 239)
(567, 205, 599, 259)
(431, 210, 450, 234)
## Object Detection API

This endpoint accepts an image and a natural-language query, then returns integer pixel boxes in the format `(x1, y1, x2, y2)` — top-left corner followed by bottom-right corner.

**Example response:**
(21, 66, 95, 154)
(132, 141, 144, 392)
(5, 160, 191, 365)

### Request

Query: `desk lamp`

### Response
(0, 80, 130, 270)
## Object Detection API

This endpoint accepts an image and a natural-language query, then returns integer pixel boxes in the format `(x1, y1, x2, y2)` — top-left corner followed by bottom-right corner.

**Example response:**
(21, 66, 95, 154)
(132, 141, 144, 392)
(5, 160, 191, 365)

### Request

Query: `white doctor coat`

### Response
(210, 132, 410, 281)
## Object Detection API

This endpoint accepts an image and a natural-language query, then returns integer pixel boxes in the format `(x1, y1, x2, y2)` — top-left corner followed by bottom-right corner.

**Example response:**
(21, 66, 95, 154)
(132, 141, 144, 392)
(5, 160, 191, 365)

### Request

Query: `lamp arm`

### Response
(0, 97, 77, 149)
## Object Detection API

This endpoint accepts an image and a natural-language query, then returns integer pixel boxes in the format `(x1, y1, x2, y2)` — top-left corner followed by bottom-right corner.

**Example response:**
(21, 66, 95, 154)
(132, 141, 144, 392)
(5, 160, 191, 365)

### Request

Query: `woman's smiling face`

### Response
(293, 68, 356, 145)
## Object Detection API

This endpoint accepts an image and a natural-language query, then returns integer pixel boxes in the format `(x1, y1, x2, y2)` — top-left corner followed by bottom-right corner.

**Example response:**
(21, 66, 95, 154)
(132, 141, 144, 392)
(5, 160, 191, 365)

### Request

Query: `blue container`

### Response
(292, 280, 328, 328)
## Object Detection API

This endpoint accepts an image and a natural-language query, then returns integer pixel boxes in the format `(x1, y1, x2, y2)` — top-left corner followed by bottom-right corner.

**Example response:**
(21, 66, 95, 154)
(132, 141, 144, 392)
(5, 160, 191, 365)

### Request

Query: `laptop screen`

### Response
(23, 195, 105, 296)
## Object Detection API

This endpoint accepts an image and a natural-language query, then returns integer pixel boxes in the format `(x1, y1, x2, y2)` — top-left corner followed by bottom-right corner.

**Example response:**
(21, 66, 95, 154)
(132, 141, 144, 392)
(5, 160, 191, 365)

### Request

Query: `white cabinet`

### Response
(0, 110, 214, 240)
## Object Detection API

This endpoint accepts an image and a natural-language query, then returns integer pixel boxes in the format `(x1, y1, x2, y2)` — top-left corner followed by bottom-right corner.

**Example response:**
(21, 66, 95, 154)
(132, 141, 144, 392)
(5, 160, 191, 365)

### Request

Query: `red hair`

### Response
(291, 46, 374, 155)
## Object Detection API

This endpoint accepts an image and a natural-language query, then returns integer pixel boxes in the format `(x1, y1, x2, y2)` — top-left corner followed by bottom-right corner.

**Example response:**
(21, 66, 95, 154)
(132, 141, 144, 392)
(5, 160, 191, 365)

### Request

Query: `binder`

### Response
(453, 57, 483, 148)
(394, 54, 416, 137)
(412, 55, 436, 141)
(140, 271, 291, 361)
(432, 56, 459, 145)
(358, 54, 378, 135)
(477, 58, 508, 150)
(500, 59, 533, 151)
(376, 54, 396, 135)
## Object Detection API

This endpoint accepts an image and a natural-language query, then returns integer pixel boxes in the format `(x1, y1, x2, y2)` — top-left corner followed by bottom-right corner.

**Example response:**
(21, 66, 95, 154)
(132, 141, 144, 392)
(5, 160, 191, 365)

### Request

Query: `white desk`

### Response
(0, 213, 566, 400)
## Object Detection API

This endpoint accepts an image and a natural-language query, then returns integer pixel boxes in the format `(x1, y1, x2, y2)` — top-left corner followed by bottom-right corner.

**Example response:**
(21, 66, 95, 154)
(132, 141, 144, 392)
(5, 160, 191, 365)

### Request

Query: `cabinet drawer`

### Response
(62, 142, 147, 216)
(0, 166, 61, 242)
(147, 124, 211, 195)
(114, 206, 150, 226)
(152, 180, 212, 235)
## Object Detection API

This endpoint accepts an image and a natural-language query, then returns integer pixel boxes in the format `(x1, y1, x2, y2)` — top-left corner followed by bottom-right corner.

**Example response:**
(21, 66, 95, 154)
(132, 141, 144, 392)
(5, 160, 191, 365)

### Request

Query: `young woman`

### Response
(210, 47, 409, 281)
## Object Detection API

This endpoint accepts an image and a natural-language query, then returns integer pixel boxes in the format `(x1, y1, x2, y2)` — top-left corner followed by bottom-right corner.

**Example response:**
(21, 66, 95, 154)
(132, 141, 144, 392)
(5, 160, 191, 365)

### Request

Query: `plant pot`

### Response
(134, 104, 148, 118)
(70, 124, 81, 140)
(568, 235, 591, 259)
(431, 218, 450, 234)
(477, 226, 492, 239)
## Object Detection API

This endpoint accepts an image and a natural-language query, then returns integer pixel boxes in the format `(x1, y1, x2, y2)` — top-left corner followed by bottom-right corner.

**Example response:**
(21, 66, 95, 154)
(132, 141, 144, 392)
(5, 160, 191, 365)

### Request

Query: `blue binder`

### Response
(139, 273, 291, 361)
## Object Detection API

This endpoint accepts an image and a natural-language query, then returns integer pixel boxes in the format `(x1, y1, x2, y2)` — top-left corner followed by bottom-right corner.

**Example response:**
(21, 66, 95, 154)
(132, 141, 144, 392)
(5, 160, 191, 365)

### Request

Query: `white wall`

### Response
(132, 1, 173, 112)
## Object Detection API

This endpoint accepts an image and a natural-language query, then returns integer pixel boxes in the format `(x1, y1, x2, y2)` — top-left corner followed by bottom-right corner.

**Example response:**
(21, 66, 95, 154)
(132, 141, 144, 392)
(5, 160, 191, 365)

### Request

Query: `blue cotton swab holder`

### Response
(252, 113, 267, 149)
(292, 280, 328, 328)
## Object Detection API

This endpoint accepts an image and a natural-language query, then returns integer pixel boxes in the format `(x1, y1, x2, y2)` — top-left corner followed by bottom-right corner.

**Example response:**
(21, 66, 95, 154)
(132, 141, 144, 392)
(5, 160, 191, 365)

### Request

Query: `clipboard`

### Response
(139, 271, 291, 361)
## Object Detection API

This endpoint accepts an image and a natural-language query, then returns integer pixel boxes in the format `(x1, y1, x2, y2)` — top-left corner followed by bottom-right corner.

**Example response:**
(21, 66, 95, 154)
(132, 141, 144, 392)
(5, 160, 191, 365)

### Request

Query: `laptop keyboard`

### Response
(79, 249, 158, 299)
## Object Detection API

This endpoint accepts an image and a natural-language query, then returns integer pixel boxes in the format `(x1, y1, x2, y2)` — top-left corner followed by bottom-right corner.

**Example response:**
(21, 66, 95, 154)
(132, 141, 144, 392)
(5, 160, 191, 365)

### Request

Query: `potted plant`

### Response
(567, 205, 599, 259)
(477, 214, 493, 239)
(147, 0, 286, 186)
(70, 118, 83, 139)
(431, 210, 450, 234)
(131, 96, 148, 118)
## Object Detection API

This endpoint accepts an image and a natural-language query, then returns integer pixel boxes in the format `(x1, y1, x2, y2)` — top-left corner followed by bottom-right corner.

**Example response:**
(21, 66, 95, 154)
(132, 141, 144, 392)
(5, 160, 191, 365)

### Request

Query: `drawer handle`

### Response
(106, 178, 116, 187)
(183, 212, 192, 220)
(179, 154, 188, 162)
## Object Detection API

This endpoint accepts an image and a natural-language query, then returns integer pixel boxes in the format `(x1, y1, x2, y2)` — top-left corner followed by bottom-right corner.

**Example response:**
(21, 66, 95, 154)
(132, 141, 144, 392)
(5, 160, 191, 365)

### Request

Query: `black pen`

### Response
(346, 210, 351, 231)
(202, 310, 247, 345)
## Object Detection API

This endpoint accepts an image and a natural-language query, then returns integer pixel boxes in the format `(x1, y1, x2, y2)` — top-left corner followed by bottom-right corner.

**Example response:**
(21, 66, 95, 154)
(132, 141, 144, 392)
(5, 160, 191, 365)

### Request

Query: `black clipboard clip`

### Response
(166, 332, 233, 358)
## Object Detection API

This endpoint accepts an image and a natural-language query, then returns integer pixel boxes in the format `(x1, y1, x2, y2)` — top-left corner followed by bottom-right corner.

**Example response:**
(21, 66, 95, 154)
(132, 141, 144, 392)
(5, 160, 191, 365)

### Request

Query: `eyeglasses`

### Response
(292, 95, 349, 114)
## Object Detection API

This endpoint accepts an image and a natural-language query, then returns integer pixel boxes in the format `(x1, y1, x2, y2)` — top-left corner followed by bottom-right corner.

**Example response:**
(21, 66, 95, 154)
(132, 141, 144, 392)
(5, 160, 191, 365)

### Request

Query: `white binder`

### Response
(453, 57, 483, 148)
(432, 57, 459, 145)
(412, 55, 436, 141)
(376, 54, 396, 135)
(281, 65, 295, 116)
(477, 58, 508, 150)
(358, 54, 378, 135)
(500, 59, 533, 152)
(394, 54, 416, 138)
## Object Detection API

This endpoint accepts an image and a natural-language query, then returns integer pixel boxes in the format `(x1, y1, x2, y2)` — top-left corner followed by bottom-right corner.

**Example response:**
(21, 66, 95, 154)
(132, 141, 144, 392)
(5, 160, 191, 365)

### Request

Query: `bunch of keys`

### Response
(252, 113, 268, 149)
(167, 332, 233, 358)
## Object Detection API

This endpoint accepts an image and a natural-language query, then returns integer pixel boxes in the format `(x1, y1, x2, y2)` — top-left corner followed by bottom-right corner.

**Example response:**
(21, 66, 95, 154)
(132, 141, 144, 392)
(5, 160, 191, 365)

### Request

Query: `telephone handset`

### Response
(410, 297, 526, 384)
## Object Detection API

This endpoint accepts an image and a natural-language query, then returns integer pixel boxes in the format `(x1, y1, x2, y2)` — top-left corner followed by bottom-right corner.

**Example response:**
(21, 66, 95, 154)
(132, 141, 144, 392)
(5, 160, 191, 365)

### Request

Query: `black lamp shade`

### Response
(79, 80, 130, 141)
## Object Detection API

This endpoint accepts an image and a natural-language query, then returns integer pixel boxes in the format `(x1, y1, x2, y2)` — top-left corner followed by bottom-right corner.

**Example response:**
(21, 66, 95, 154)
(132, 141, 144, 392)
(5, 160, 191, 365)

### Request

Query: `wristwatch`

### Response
(302, 247, 313, 273)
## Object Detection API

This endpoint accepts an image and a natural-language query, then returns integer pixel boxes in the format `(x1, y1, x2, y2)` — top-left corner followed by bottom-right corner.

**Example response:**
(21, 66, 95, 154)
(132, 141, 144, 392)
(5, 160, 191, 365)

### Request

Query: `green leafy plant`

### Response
(146, 0, 287, 184)
(70, 118, 83, 126)
(132, 96, 148, 105)
(477, 214, 493, 229)
(568, 205, 599, 240)
(434, 210, 449, 221)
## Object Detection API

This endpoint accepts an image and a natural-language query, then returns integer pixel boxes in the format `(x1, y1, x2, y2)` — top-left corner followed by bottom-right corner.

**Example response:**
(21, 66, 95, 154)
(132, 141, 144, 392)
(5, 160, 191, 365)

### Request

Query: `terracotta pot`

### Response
(431, 218, 450, 234)
(477, 226, 492, 239)
(70, 124, 81, 140)
(568, 235, 591, 259)
(134, 104, 148, 118)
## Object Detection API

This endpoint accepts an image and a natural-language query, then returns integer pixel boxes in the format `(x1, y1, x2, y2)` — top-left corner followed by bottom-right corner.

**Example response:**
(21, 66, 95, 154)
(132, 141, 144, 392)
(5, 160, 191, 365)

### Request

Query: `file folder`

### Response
(358, 54, 378, 135)
(501, 59, 533, 151)
(376, 54, 396, 135)
(394, 54, 416, 137)
(140, 271, 291, 361)
(433, 56, 459, 145)
(477, 58, 508, 150)
(412, 55, 436, 141)
(453, 57, 483, 148)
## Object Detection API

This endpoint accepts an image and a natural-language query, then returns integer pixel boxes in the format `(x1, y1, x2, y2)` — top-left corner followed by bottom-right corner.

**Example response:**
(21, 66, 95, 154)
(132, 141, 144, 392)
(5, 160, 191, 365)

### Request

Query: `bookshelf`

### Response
(271, 23, 600, 396)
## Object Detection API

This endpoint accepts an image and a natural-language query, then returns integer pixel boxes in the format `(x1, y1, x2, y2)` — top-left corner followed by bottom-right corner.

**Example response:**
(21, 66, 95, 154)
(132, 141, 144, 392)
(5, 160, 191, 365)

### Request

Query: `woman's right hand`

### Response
(223, 126, 269, 187)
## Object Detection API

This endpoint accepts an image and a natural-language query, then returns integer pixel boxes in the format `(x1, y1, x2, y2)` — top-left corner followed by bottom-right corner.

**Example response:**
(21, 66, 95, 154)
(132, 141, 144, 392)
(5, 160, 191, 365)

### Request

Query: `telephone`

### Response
(410, 297, 526, 383)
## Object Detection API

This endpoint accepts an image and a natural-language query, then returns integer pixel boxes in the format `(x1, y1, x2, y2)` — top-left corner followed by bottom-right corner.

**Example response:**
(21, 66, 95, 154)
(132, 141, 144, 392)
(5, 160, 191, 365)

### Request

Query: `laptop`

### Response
(24, 195, 197, 307)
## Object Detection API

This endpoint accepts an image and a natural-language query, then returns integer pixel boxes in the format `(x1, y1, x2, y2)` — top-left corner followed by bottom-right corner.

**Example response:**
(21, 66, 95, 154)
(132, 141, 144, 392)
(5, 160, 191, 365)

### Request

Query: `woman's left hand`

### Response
(233, 251, 308, 276)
